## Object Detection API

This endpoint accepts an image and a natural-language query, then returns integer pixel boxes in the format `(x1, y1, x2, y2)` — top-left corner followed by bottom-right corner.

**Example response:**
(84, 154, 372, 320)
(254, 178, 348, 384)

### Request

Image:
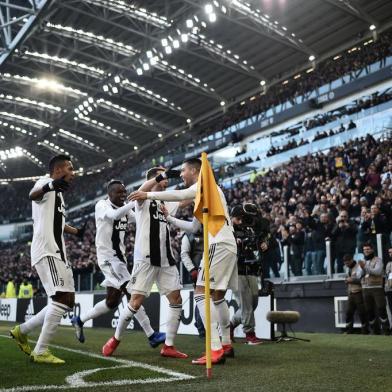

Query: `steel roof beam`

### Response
(0, 0, 52, 67)
(324, 0, 377, 25)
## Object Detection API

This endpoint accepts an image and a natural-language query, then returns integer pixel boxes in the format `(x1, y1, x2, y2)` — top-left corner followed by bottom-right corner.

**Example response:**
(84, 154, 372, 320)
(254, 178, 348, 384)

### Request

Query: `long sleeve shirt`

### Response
(361, 256, 384, 289)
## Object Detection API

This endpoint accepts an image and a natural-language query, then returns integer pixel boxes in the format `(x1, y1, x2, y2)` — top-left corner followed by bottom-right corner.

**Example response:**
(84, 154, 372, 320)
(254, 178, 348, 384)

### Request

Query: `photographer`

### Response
(230, 204, 264, 345)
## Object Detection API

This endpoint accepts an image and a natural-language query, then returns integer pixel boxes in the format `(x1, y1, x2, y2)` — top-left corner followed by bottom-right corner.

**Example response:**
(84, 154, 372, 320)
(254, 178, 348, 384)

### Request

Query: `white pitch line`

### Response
(0, 334, 195, 392)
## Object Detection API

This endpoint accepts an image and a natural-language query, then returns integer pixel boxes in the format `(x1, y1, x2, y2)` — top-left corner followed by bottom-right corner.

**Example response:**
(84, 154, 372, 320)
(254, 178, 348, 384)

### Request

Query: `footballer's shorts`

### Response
(197, 244, 238, 291)
(98, 257, 131, 290)
(127, 262, 182, 297)
(35, 256, 75, 297)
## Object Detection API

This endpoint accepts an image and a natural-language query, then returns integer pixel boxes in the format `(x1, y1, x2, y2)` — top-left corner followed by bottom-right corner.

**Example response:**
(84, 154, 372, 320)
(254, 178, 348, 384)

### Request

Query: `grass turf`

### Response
(0, 322, 390, 392)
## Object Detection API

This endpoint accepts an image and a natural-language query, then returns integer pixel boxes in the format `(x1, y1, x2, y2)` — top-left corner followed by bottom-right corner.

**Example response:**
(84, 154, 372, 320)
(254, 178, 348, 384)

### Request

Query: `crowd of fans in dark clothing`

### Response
(225, 134, 392, 277)
(1, 133, 391, 295)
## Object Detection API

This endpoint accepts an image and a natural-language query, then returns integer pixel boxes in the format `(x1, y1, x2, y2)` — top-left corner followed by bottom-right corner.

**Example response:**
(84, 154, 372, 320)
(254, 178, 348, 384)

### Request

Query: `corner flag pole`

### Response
(201, 152, 212, 378)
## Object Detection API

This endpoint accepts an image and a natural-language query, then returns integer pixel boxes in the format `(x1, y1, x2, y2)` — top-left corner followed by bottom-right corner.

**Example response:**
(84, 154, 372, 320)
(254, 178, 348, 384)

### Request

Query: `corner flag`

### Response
(193, 152, 225, 378)
(194, 153, 225, 236)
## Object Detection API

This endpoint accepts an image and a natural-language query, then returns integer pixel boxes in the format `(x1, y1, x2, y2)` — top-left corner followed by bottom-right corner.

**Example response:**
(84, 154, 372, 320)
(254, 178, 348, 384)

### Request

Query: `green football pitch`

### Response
(0, 322, 390, 392)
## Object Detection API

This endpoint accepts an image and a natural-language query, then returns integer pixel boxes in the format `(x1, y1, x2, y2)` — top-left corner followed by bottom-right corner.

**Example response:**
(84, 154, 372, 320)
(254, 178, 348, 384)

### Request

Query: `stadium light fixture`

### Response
(136, 68, 143, 76)
(209, 13, 217, 22)
(0, 93, 61, 113)
(45, 23, 138, 57)
(187, 118, 191, 123)
(17, 49, 105, 79)
(172, 39, 180, 49)
(220, 101, 225, 106)
(260, 80, 266, 86)
(186, 19, 193, 28)
(164, 46, 172, 54)
(181, 33, 189, 42)
(369, 24, 376, 31)
(205, 4, 214, 14)
(142, 62, 150, 71)
(161, 38, 168, 47)
(309, 55, 315, 61)
(158, 133, 163, 138)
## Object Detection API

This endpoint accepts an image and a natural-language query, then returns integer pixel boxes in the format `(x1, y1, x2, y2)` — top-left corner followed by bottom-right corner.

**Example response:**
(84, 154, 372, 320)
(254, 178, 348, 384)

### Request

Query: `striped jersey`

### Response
(133, 199, 179, 267)
(148, 183, 237, 254)
(95, 199, 134, 263)
(30, 177, 67, 266)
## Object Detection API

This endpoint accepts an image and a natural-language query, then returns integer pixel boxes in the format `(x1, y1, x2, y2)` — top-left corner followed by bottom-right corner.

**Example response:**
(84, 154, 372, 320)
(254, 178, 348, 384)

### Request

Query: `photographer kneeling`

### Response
(230, 204, 263, 345)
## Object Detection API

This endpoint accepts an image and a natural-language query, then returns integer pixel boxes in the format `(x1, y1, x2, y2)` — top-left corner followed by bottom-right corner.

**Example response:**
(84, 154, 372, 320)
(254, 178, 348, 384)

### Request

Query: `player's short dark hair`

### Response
(48, 154, 71, 175)
(107, 179, 125, 193)
(146, 166, 165, 180)
(183, 157, 201, 172)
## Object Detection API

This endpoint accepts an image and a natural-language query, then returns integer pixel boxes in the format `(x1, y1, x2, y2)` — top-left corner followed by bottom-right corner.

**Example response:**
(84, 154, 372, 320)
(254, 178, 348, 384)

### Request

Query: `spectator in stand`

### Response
(365, 165, 381, 189)
(306, 213, 334, 275)
(332, 211, 358, 273)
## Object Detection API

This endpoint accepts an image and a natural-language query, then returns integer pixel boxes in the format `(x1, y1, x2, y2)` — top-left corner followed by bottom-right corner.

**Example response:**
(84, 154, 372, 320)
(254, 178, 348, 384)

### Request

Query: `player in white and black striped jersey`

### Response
(70, 180, 166, 353)
(130, 158, 238, 365)
(10, 155, 85, 364)
(102, 167, 188, 359)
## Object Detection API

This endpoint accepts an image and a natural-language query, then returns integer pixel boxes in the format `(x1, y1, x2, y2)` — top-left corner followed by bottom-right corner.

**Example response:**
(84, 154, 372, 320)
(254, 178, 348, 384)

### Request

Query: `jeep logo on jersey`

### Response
(152, 209, 167, 223)
(114, 221, 127, 231)
(57, 205, 65, 215)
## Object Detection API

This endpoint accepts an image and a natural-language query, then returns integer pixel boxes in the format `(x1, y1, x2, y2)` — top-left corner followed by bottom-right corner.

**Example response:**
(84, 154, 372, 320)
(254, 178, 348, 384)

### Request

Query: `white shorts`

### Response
(197, 244, 238, 291)
(98, 257, 131, 290)
(35, 256, 75, 297)
(127, 262, 182, 297)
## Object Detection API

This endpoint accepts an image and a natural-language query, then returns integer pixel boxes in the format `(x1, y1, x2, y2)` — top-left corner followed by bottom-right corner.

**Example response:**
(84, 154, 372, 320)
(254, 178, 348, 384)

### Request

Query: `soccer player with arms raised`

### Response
(70, 180, 165, 352)
(130, 158, 238, 365)
(10, 155, 84, 364)
(102, 167, 188, 359)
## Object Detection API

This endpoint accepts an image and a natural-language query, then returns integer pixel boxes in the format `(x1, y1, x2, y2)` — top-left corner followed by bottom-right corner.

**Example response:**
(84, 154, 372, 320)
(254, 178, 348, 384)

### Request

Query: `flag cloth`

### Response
(193, 154, 225, 236)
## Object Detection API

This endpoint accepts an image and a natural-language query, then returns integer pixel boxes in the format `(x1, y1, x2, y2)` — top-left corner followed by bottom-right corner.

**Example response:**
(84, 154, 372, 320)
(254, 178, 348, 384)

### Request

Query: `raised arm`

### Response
(29, 177, 69, 201)
(167, 215, 201, 233)
(97, 201, 135, 221)
(147, 186, 197, 201)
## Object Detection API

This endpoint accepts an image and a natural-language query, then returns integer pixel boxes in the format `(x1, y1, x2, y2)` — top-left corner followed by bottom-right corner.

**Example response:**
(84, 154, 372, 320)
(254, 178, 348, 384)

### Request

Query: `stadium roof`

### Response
(1, 0, 392, 179)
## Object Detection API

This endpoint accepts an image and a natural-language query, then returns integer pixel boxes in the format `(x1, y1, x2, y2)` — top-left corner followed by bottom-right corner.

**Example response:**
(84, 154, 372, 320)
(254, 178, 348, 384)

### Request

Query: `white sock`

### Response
(134, 305, 154, 338)
(114, 305, 137, 341)
(34, 301, 69, 355)
(80, 300, 110, 324)
(214, 299, 231, 345)
(195, 294, 222, 351)
(20, 305, 48, 335)
(165, 304, 182, 346)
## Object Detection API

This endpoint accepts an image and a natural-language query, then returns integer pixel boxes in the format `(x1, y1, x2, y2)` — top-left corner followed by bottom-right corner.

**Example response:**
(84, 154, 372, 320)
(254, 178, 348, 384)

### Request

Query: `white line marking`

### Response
(0, 334, 194, 392)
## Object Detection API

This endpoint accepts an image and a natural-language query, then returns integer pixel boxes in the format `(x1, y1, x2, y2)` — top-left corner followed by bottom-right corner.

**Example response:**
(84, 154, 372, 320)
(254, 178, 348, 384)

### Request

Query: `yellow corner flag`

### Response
(193, 152, 225, 378)
(194, 153, 225, 236)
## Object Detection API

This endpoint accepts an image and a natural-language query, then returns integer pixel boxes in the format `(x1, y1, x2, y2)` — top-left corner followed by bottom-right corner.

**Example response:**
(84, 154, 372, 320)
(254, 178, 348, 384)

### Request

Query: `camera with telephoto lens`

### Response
(232, 204, 262, 274)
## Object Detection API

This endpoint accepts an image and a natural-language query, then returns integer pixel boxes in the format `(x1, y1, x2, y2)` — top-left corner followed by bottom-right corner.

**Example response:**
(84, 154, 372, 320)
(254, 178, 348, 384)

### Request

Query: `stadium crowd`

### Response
(1, 133, 391, 298)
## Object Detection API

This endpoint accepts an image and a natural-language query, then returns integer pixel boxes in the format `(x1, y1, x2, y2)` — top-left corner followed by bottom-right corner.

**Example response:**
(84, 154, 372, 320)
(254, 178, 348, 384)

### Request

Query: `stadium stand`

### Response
(1, 132, 391, 294)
